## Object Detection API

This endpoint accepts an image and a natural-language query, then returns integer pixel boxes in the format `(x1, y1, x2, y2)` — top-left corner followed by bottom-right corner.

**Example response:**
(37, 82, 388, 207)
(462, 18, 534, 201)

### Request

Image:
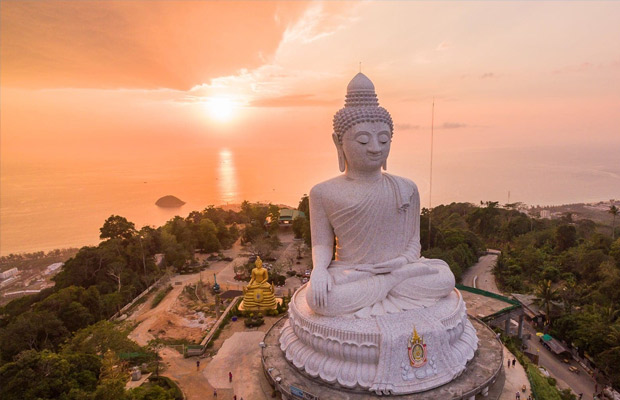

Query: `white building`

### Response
(540, 210, 551, 219)
(0, 268, 18, 280)
(45, 262, 64, 275)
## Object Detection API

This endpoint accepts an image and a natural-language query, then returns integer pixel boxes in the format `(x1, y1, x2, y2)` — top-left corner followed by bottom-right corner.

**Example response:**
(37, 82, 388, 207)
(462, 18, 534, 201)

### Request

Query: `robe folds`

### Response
(307, 173, 455, 317)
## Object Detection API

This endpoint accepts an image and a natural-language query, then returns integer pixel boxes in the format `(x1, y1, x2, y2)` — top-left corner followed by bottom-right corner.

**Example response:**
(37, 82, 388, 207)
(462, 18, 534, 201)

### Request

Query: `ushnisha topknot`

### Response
(332, 72, 394, 143)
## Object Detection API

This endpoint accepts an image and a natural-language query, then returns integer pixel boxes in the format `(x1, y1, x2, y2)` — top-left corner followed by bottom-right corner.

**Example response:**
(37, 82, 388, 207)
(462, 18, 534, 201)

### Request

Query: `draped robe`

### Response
(306, 173, 455, 318)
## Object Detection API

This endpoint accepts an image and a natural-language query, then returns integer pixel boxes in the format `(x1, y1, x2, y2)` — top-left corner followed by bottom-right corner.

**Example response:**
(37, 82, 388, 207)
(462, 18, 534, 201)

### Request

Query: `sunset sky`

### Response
(1, 1, 620, 254)
(3, 1, 619, 155)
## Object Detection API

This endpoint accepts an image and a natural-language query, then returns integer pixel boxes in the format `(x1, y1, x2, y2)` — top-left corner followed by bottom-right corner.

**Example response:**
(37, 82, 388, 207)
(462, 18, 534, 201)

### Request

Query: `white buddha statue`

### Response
(280, 73, 477, 395)
(306, 74, 454, 318)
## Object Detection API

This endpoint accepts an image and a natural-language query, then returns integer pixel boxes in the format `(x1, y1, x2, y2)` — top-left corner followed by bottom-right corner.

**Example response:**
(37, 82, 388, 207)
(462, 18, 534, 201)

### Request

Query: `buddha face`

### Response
(341, 121, 391, 173)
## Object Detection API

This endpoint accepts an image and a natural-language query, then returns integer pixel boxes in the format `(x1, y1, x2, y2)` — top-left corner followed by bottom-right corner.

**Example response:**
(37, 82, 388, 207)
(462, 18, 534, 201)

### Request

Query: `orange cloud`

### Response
(1, 1, 307, 90)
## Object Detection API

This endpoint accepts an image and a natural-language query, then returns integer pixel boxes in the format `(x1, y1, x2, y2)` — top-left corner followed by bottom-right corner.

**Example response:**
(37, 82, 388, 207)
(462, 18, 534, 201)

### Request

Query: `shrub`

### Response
(559, 389, 577, 400)
(526, 364, 563, 400)
(244, 314, 265, 328)
(268, 273, 286, 286)
(148, 376, 183, 400)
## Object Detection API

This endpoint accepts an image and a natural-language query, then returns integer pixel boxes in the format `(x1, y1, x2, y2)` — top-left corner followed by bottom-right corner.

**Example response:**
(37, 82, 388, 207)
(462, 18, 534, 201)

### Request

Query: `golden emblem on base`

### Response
(408, 327, 428, 368)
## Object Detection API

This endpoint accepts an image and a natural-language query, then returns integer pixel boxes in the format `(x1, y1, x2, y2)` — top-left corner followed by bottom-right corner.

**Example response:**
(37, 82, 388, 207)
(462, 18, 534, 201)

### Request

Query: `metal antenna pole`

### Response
(428, 99, 435, 249)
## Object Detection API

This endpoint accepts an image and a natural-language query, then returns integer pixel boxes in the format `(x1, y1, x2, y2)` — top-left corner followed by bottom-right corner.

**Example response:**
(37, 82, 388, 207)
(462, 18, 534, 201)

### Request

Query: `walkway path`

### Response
(500, 347, 530, 400)
(160, 347, 232, 399)
(462, 253, 531, 400)
(204, 331, 266, 400)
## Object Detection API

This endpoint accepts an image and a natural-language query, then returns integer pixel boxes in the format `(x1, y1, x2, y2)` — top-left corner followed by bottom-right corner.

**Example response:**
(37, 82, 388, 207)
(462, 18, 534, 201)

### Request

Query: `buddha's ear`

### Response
(332, 133, 346, 172)
(382, 159, 387, 171)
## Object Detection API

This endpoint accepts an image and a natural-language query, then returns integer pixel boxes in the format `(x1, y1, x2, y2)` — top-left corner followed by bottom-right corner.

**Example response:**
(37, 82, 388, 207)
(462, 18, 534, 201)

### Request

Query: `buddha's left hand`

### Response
(355, 256, 407, 274)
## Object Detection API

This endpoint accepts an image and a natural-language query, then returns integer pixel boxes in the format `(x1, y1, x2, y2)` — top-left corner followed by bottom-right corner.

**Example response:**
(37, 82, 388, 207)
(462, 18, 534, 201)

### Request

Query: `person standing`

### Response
(507, 359, 511, 368)
(229, 371, 233, 382)
(512, 358, 516, 367)
(213, 388, 217, 398)
(196, 360, 200, 371)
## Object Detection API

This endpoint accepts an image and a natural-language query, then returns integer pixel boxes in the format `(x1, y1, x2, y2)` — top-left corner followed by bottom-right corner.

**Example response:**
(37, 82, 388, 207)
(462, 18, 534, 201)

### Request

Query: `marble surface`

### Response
(269, 316, 503, 399)
(279, 72, 478, 395)
(281, 285, 478, 394)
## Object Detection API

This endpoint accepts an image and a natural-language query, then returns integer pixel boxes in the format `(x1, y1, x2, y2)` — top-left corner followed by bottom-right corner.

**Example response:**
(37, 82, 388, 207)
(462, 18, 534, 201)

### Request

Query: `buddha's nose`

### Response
(367, 139, 381, 153)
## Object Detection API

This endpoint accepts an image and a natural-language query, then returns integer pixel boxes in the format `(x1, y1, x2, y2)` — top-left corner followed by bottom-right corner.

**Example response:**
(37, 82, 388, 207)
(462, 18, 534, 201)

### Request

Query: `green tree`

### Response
(292, 216, 306, 239)
(600, 322, 620, 386)
(248, 235, 280, 260)
(610, 238, 620, 267)
(160, 230, 191, 271)
(100, 215, 136, 241)
(62, 321, 144, 358)
(555, 224, 577, 252)
(466, 201, 501, 239)
(535, 280, 559, 325)
(298, 194, 309, 216)
(610, 205, 619, 240)
(195, 218, 221, 253)
(0, 350, 101, 400)
(267, 204, 281, 235)
(0, 312, 69, 360)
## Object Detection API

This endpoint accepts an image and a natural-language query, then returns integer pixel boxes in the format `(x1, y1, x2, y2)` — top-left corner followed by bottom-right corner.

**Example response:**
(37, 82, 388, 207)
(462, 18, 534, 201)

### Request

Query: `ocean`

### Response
(1, 143, 619, 256)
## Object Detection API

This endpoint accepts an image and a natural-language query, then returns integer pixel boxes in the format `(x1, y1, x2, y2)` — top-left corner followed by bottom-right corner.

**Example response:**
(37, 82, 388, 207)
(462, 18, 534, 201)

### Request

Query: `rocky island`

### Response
(155, 195, 186, 208)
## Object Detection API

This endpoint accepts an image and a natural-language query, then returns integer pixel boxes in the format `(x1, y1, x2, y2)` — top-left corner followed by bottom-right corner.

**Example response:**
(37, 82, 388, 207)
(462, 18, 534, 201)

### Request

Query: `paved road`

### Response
(521, 323, 596, 399)
(462, 253, 500, 293)
(464, 252, 597, 399)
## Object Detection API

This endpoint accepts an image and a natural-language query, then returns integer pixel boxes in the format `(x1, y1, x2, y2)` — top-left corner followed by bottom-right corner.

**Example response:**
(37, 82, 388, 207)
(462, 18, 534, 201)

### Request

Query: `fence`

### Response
(110, 274, 168, 321)
(182, 296, 242, 357)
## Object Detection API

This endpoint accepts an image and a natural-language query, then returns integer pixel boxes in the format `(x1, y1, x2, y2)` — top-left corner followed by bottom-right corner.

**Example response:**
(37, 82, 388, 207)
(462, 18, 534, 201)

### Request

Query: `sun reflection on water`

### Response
(217, 149, 238, 204)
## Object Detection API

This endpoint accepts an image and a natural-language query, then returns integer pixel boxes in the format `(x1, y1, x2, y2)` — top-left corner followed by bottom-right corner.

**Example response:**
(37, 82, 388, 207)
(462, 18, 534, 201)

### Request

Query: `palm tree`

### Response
(610, 205, 618, 240)
(602, 304, 620, 324)
(536, 279, 559, 325)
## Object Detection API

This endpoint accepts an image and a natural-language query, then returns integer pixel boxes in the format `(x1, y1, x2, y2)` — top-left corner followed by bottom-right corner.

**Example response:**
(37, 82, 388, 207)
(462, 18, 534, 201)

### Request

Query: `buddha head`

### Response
(332, 73, 394, 172)
(254, 256, 263, 269)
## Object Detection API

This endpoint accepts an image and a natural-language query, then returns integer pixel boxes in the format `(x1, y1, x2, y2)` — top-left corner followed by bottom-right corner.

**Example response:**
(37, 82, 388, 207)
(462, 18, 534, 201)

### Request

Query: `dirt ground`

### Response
(128, 260, 233, 346)
(126, 234, 300, 399)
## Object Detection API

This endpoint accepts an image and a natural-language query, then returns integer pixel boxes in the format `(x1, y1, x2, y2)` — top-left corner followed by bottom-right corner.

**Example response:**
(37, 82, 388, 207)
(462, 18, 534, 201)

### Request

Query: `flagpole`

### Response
(428, 99, 435, 249)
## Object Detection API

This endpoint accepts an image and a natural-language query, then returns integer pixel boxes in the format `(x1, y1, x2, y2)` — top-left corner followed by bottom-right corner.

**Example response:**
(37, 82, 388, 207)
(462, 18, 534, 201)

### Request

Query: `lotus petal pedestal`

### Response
(279, 285, 478, 395)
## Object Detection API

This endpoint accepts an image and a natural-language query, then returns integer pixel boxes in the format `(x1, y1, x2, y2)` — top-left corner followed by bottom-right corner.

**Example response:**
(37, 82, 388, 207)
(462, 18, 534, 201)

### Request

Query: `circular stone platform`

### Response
(262, 316, 503, 399)
(280, 286, 479, 394)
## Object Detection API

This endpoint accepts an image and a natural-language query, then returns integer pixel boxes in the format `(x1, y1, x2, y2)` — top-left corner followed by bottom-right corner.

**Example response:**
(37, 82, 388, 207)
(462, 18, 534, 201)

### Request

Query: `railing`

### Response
(456, 284, 520, 305)
(110, 274, 168, 321)
(183, 296, 242, 357)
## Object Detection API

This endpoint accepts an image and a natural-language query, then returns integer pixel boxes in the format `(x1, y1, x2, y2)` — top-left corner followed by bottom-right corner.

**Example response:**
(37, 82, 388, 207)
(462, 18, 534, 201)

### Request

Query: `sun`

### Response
(205, 97, 236, 122)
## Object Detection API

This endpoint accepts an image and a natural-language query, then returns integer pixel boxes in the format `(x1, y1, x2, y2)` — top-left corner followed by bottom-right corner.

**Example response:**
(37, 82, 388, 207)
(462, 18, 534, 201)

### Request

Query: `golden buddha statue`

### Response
(241, 256, 277, 310)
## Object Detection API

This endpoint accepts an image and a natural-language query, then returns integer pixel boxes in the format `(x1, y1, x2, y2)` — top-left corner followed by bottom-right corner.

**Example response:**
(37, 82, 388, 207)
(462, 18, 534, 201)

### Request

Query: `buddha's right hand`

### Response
(310, 268, 333, 308)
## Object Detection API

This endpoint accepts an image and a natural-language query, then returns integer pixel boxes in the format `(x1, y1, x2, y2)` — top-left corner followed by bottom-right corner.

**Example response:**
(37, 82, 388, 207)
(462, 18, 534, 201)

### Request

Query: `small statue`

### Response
(241, 256, 277, 310)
